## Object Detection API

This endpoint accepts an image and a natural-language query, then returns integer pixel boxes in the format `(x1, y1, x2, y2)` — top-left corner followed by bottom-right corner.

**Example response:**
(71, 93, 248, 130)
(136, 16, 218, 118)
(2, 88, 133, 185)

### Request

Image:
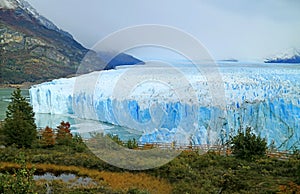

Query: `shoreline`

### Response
(0, 84, 28, 89)
(0, 76, 73, 89)
(0, 82, 38, 89)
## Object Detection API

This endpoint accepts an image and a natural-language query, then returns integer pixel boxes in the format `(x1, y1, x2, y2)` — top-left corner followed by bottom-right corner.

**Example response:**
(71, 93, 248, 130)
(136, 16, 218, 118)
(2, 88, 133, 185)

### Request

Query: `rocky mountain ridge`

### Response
(0, 0, 142, 85)
(0, 0, 72, 37)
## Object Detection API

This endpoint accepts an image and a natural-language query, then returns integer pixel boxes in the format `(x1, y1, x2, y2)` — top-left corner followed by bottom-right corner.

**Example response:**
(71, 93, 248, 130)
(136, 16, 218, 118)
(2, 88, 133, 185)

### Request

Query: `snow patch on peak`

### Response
(16, 0, 39, 16)
(16, 0, 60, 31)
(0, 0, 17, 9)
(1, 0, 73, 39)
(265, 48, 300, 63)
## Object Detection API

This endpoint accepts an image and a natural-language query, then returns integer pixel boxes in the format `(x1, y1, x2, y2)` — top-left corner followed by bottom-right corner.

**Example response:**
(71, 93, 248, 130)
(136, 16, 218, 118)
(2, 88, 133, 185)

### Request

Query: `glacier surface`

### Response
(29, 62, 300, 150)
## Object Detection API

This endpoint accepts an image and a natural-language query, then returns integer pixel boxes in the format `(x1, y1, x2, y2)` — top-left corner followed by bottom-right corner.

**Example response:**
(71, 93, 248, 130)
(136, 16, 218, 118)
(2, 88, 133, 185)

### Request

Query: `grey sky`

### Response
(26, 0, 300, 60)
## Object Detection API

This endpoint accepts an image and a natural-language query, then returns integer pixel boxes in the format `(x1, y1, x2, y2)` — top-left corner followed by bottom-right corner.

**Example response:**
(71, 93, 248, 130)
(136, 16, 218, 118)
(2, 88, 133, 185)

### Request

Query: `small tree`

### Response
(2, 88, 37, 148)
(126, 138, 138, 149)
(40, 126, 55, 147)
(229, 127, 267, 160)
(0, 121, 6, 145)
(56, 121, 72, 145)
(106, 134, 123, 146)
(71, 134, 87, 152)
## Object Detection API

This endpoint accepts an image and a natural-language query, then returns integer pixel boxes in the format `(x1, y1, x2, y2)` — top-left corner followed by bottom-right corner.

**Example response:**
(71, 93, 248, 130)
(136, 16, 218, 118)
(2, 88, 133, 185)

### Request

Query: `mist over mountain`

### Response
(0, 0, 142, 85)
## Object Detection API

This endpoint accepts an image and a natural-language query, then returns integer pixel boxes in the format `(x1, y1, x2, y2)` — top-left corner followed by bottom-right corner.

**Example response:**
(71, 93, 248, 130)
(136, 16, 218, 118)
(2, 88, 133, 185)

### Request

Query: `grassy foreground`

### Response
(0, 161, 171, 193)
(0, 145, 300, 193)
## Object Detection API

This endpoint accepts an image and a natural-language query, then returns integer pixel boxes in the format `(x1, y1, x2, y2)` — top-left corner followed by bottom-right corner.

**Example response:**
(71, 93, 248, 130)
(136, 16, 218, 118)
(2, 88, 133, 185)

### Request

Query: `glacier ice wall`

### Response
(29, 63, 300, 150)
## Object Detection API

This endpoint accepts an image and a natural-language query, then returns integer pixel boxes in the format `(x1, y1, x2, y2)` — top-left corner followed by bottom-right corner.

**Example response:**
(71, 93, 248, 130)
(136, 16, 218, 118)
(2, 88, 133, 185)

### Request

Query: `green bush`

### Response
(106, 134, 138, 149)
(0, 153, 36, 194)
(126, 138, 138, 149)
(106, 134, 124, 146)
(229, 127, 267, 160)
(71, 134, 88, 152)
(296, 163, 300, 185)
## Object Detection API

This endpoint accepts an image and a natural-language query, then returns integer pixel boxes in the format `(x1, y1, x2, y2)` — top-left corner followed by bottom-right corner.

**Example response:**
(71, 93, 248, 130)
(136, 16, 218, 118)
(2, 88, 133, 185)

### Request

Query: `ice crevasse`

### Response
(29, 64, 300, 150)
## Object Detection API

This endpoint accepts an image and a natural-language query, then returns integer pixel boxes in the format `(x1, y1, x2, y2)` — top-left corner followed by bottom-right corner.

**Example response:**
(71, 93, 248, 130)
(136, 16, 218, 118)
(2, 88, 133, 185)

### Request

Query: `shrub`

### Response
(106, 134, 123, 146)
(229, 127, 267, 160)
(55, 121, 72, 146)
(0, 153, 36, 194)
(278, 182, 300, 194)
(40, 126, 55, 148)
(296, 163, 300, 185)
(126, 138, 138, 149)
(71, 134, 88, 152)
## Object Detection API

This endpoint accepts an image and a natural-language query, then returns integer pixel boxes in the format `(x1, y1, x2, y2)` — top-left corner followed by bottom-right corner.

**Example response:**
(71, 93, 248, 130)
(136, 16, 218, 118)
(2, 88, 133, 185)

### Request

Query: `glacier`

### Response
(29, 62, 300, 150)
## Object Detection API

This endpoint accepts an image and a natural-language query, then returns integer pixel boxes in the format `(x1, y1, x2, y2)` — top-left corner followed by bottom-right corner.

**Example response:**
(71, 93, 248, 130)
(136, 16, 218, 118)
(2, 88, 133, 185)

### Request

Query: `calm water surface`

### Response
(0, 88, 140, 141)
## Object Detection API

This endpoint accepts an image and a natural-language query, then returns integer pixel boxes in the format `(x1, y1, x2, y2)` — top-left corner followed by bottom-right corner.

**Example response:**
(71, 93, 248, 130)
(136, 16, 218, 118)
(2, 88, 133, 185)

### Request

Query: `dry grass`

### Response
(0, 162, 172, 193)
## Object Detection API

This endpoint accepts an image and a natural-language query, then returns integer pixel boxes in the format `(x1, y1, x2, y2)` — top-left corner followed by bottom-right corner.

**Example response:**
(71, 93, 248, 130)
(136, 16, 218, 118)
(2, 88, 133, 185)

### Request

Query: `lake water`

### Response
(0, 88, 141, 141)
(34, 173, 97, 186)
(0, 88, 30, 120)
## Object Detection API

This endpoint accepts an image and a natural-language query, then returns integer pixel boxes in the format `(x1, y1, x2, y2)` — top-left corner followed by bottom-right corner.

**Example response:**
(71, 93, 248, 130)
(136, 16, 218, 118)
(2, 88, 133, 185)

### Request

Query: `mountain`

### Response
(265, 48, 300, 64)
(0, 0, 143, 85)
(0, 0, 73, 38)
(99, 52, 144, 70)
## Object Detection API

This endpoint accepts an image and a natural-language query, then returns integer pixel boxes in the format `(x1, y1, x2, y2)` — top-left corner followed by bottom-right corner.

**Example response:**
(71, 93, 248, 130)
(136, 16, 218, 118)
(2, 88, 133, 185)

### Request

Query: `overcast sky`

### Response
(26, 0, 300, 61)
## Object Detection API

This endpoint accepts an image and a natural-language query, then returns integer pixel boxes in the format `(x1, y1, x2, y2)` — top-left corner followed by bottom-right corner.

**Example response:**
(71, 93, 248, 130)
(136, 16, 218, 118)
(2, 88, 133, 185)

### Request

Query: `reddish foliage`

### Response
(41, 126, 55, 147)
(55, 121, 72, 145)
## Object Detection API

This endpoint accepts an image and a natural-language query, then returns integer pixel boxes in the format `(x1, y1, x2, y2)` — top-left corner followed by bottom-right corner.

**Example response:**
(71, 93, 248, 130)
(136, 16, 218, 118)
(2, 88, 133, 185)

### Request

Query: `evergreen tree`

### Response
(126, 138, 138, 149)
(2, 88, 37, 148)
(0, 121, 6, 145)
(229, 127, 267, 160)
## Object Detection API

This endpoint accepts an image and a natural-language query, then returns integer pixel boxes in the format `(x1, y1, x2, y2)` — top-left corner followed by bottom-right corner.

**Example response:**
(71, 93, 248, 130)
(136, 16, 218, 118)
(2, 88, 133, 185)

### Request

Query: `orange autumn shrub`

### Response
(40, 126, 55, 147)
(278, 182, 300, 194)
